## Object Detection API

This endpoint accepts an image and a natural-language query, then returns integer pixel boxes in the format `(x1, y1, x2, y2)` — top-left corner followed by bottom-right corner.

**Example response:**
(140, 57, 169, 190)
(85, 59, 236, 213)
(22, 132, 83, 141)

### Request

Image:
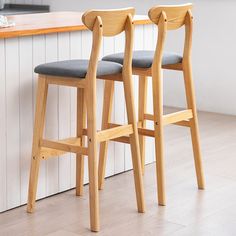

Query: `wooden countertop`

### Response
(0, 12, 152, 39)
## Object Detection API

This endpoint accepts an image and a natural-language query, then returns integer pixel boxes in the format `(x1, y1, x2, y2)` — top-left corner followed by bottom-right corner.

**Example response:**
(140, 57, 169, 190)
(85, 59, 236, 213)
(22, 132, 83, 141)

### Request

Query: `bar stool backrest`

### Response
(148, 3, 192, 30)
(82, 8, 135, 36)
(82, 8, 135, 81)
(148, 3, 193, 72)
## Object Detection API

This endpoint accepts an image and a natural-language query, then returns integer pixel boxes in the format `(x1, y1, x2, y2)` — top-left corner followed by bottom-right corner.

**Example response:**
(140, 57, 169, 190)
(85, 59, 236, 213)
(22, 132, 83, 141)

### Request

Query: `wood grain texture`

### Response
(0, 12, 151, 39)
(82, 8, 135, 36)
(148, 3, 192, 30)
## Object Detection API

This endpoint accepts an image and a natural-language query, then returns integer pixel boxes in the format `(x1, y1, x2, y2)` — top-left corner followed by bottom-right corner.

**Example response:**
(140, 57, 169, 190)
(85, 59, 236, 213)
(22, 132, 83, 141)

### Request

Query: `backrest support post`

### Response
(123, 14, 134, 79)
(152, 11, 167, 76)
(183, 10, 193, 66)
(86, 16, 103, 84)
(82, 8, 135, 84)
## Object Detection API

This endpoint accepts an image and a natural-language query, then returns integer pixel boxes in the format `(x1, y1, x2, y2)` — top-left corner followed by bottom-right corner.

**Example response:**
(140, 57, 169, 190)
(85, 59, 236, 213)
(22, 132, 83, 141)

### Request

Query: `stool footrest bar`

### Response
(163, 109, 193, 125)
(40, 137, 88, 156)
(111, 136, 130, 144)
(138, 128, 155, 137)
(143, 109, 192, 127)
(97, 124, 133, 142)
(39, 147, 72, 159)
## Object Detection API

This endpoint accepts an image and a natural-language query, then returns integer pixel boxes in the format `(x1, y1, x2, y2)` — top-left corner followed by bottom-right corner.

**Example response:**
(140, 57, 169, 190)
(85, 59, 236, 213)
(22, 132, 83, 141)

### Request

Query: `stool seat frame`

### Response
(98, 3, 205, 206)
(27, 8, 145, 232)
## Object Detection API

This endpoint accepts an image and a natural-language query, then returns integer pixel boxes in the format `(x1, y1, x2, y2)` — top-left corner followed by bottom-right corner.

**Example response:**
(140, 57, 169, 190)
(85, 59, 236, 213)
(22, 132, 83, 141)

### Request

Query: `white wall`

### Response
(9, 0, 236, 115)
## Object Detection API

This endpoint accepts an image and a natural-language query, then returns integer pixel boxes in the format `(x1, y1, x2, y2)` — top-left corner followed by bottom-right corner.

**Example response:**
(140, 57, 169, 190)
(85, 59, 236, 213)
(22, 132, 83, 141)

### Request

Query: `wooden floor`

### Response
(1, 109, 236, 236)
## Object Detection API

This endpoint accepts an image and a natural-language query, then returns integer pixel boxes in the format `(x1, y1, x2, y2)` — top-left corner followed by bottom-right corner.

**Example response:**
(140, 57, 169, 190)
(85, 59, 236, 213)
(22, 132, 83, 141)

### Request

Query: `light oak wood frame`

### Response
(141, 4, 205, 205)
(27, 8, 145, 232)
(98, 3, 205, 207)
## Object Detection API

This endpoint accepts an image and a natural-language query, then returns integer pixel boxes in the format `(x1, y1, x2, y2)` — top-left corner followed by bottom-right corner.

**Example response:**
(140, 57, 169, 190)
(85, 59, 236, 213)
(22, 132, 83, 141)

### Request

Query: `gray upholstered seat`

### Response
(102, 50, 182, 68)
(34, 59, 123, 78)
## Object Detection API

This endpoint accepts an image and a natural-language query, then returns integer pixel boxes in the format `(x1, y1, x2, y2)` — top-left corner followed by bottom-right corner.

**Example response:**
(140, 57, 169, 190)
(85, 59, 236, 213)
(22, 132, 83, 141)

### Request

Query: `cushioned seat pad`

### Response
(102, 50, 182, 68)
(34, 59, 123, 78)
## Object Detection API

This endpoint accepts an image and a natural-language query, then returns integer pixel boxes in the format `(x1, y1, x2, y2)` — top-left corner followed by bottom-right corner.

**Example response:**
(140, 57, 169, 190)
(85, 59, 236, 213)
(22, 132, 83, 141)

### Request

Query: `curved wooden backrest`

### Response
(148, 3, 192, 30)
(82, 8, 135, 36)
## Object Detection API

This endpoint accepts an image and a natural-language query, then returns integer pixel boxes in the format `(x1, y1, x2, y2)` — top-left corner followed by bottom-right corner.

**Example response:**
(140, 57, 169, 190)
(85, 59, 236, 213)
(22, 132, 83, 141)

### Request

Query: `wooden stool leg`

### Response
(98, 80, 114, 190)
(123, 74, 145, 213)
(152, 71, 166, 206)
(86, 86, 100, 232)
(76, 88, 86, 196)
(138, 75, 148, 174)
(27, 76, 48, 213)
(183, 64, 205, 189)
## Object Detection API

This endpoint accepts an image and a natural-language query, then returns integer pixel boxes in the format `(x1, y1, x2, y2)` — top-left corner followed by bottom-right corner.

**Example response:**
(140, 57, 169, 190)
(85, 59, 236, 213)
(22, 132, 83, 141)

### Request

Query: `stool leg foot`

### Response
(190, 118, 205, 189)
(183, 64, 205, 189)
(98, 81, 114, 190)
(27, 76, 48, 213)
(123, 74, 145, 213)
(76, 88, 86, 196)
(27, 157, 40, 213)
(153, 127, 166, 206)
(98, 141, 108, 190)
(88, 143, 100, 232)
(138, 76, 148, 175)
(152, 71, 166, 206)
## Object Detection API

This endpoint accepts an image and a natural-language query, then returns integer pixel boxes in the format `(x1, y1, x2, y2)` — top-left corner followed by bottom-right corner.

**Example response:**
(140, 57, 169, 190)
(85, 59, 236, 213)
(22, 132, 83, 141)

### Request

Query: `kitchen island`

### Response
(0, 12, 156, 212)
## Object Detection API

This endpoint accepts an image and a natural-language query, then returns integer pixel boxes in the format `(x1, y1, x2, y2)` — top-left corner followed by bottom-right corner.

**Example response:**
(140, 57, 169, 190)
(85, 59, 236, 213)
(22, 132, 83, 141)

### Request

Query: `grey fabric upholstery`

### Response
(102, 50, 182, 68)
(34, 59, 123, 78)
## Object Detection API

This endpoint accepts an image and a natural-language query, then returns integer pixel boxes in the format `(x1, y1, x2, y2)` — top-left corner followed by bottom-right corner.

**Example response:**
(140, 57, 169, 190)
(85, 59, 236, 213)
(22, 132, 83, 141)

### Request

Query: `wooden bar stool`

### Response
(99, 4, 205, 206)
(27, 8, 145, 232)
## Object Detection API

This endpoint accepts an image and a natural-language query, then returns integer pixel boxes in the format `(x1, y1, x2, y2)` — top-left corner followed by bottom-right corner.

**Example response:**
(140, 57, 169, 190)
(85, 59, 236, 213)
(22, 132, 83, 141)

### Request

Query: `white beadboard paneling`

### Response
(58, 32, 71, 192)
(69, 31, 82, 188)
(81, 31, 92, 60)
(19, 36, 34, 204)
(45, 34, 59, 196)
(5, 38, 21, 209)
(114, 32, 125, 175)
(32, 35, 47, 200)
(0, 40, 7, 212)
